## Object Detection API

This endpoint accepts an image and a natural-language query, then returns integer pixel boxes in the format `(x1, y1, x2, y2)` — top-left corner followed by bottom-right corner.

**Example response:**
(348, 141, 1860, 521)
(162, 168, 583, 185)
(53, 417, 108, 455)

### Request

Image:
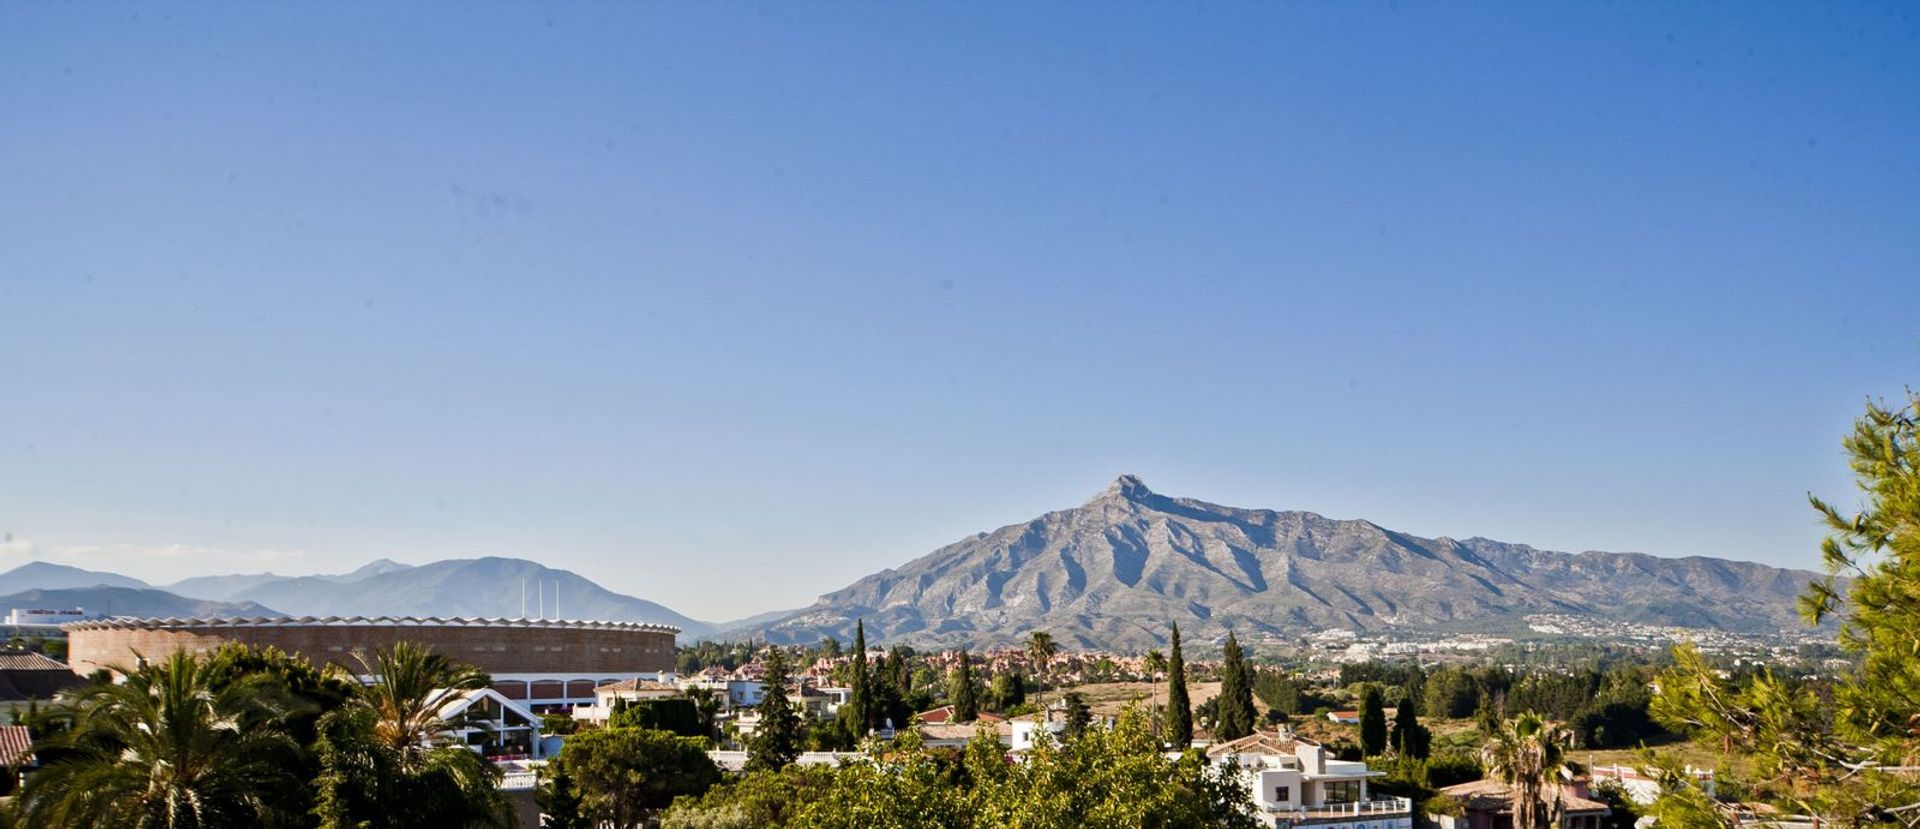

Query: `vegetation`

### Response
(11, 650, 308, 828)
(947, 649, 978, 723)
(13, 642, 513, 829)
(553, 727, 720, 828)
(845, 620, 871, 743)
(661, 708, 1255, 828)
(1024, 631, 1057, 720)
(747, 646, 802, 771)
(1212, 631, 1256, 742)
(1643, 393, 1920, 824)
(1479, 712, 1575, 829)
(1165, 622, 1193, 747)
(1358, 685, 1388, 756)
(1390, 692, 1431, 759)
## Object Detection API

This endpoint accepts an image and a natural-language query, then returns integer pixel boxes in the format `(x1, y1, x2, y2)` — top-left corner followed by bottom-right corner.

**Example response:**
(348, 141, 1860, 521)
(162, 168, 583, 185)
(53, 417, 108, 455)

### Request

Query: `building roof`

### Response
(0, 649, 83, 701)
(63, 615, 680, 635)
(1206, 730, 1314, 759)
(435, 687, 541, 727)
(0, 650, 69, 672)
(0, 725, 34, 767)
(1438, 780, 1609, 815)
(599, 678, 679, 694)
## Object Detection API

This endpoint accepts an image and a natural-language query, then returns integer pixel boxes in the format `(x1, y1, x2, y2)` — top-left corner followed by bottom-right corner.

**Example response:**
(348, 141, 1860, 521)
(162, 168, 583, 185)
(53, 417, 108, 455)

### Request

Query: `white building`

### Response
(1207, 731, 1412, 829)
(436, 687, 547, 761)
(571, 676, 684, 724)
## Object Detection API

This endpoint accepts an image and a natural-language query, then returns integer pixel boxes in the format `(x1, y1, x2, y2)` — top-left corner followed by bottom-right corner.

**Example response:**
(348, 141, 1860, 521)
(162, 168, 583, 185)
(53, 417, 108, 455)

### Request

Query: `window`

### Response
(1273, 785, 1290, 802)
(1324, 780, 1362, 803)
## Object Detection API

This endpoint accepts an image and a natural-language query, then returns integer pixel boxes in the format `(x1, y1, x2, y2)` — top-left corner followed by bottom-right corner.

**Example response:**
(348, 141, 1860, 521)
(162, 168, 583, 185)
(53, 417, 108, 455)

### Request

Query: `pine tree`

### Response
(1165, 623, 1193, 747)
(537, 763, 590, 829)
(1214, 631, 1256, 741)
(949, 649, 978, 723)
(1062, 691, 1092, 739)
(987, 671, 1024, 712)
(747, 646, 802, 771)
(1359, 685, 1388, 756)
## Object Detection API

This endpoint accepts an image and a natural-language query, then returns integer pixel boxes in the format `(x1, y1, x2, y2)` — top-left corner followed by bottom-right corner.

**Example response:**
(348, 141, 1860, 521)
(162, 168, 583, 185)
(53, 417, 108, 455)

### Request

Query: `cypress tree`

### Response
(746, 646, 801, 771)
(1215, 631, 1256, 741)
(1392, 693, 1431, 759)
(845, 620, 870, 741)
(949, 649, 979, 722)
(1359, 685, 1389, 756)
(1166, 623, 1193, 747)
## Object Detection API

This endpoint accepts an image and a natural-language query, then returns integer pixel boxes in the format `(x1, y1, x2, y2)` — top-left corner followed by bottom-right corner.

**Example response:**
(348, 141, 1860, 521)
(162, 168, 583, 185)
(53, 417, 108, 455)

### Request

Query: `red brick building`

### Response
(65, 615, 679, 709)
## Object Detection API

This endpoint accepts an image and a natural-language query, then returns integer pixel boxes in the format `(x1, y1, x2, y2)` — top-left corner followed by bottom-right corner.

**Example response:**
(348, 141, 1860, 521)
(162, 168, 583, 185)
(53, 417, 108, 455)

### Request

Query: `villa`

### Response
(1207, 731, 1413, 829)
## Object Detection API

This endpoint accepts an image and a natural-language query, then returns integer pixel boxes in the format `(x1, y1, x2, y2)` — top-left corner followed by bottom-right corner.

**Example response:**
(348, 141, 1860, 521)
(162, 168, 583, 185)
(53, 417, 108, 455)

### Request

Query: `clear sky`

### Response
(1, 3, 1915, 622)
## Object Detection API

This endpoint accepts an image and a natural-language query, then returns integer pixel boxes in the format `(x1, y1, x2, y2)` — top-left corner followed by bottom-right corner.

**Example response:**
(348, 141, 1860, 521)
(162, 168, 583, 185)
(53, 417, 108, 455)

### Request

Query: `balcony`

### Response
(1274, 796, 1413, 824)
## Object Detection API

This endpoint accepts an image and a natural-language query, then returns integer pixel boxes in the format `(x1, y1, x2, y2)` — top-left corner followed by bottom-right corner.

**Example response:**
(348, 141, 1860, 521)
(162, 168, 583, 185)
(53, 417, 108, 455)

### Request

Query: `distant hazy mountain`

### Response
(756, 476, 1825, 649)
(0, 586, 278, 620)
(217, 557, 716, 638)
(165, 558, 418, 601)
(165, 572, 291, 602)
(0, 562, 150, 595)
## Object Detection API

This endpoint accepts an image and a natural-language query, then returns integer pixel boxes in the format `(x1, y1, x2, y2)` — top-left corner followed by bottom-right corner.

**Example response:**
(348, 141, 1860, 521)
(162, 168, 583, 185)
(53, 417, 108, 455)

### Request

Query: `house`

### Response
(679, 675, 766, 710)
(0, 650, 82, 703)
(1590, 763, 1714, 806)
(571, 677, 683, 724)
(1009, 715, 1067, 752)
(436, 687, 546, 761)
(1207, 730, 1412, 829)
(917, 721, 1005, 749)
(917, 704, 961, 724)
(1429, 779, 1610, 829)
(1327, 711, 1361, 724)
(0, 725, 34, 771)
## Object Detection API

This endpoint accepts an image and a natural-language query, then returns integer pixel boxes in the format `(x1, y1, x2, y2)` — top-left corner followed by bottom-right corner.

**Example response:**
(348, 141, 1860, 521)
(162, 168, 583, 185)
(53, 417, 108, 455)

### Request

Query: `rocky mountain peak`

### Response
(1094, 474, 1154, 502)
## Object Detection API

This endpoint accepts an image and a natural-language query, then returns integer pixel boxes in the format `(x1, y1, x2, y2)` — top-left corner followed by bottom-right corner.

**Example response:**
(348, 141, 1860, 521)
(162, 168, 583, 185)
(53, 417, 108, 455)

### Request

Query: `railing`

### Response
(499, 771, 539, 791)
(1281, 797, 1413, 821)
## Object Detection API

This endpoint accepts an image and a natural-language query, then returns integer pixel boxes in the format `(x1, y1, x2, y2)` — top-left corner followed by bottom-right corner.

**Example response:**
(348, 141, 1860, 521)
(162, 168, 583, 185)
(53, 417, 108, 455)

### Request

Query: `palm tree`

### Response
(1480, 712, 1576, 829)
(1025, 631, 1057, 722)
(312, 642, 511, 829)
(353, 641, 491, 760)
(13, 651, 308, 828)
(1144, 648, 1168, 736)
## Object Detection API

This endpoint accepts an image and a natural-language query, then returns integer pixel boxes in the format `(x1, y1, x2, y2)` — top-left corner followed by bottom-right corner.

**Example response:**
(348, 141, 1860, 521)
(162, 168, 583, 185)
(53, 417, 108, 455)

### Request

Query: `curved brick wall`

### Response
(64, 616, 678, 677)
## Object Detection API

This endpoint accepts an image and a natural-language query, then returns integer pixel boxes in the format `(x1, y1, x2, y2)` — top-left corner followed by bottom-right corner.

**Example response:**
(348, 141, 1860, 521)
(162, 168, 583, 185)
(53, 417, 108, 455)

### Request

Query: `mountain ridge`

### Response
(751, 475, 1825, 648)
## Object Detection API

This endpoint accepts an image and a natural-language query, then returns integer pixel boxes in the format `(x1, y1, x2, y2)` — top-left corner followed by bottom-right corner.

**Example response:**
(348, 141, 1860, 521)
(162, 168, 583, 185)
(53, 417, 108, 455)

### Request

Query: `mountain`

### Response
(0, 586, 279, 620)
(756, 475, 1826, 649)
(165, 572, 291, 602)
(165, 558, 418, 601)
(0, 562, 151, 594)
(217, 557, 717, 638)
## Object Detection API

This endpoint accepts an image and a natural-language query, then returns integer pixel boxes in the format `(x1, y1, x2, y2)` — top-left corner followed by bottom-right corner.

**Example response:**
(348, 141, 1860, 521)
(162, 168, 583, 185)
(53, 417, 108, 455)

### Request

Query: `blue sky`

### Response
(1, 3, 1915, 621)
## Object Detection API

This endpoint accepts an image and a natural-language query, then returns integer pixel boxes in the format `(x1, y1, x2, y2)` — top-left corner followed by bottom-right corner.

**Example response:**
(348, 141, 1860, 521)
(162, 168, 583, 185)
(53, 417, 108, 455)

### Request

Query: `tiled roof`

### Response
(0, 650, 69, 671)
(599, 678, 678, 693)
(1438, 780, 1609, 815)
(1206, 730, 1313, 759)
(0, 725, 33, 767)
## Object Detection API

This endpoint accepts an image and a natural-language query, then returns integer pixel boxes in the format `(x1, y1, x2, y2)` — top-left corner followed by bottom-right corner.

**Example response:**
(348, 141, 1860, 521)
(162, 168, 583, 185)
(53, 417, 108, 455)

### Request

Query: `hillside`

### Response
(757, 475, 1824, 649)
(214, 557, 716, 637)
(0, 586, 279, 620)
(0, 562, 150, 594)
